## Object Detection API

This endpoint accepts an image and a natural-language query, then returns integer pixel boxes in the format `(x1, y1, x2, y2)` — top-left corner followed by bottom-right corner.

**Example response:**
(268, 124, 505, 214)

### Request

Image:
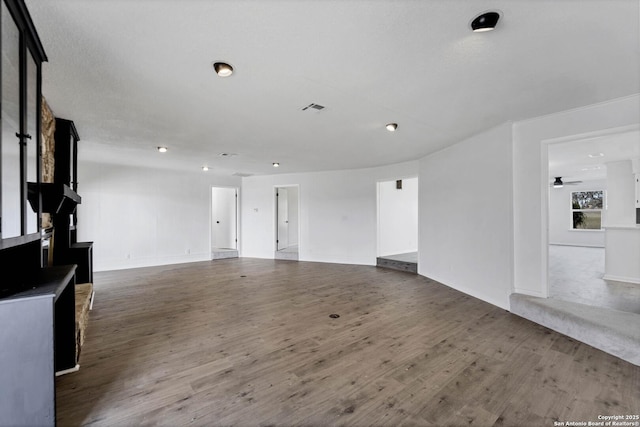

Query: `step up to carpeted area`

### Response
(376, 257, 417, 274)
(275, 250, 298, 261)
(212, 249, 239, 260)
(510, 293, 640, 366)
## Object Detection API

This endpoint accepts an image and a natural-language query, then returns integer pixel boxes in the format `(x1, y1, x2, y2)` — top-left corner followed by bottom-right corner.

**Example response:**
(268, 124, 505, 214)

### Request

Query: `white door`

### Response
(277, 188, 288, 251)
(212, 187, 237, 249)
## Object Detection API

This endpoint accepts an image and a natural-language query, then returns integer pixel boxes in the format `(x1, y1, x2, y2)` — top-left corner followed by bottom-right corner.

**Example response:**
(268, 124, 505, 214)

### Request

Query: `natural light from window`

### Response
(571, 190, 604, 230)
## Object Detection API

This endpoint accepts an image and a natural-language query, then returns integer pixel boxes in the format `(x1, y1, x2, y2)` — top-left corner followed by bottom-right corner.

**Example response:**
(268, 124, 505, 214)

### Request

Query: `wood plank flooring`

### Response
(56, 259, 640, 426)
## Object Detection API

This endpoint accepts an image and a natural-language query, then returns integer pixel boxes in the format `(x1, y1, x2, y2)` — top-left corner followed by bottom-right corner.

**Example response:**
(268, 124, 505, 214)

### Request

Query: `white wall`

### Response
(603, 160, 640, 283)
(419, 123, 514, 310)
(604, 227, 640, 284)
(513, 94, 640, 298)
(378, 177, 418, 256)
(241, 161, 419, 265)
(287, 186, 299, 246)
(605, 160, 636, 226)
(77, 161, 241, 271)
(74, 95, 639, 312)
(548, 179, 606, 247)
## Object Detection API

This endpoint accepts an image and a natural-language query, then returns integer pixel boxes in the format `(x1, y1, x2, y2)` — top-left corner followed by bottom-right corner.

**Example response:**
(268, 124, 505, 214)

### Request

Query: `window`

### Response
(571, 191, 604, 230)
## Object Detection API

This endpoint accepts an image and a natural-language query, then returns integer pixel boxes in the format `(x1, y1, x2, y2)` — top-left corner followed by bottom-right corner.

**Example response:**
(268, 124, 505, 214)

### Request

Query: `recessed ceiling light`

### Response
(272, 162, 280, 168)
(157, 146, 168, 153)
(471, 11, 500, 32)
(386, 123, 398, 132)
(202, 166, 209, 171)
(213, 62, 234, 77)
(588, 152, 605, 158)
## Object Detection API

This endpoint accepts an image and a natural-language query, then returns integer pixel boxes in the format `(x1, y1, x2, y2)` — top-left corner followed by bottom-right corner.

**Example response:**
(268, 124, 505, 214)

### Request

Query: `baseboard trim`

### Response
(512, 288, 546, 299)
(603, 274, 640, 285)
(548, 243, 604, 248)
(56, 364, 80, 376)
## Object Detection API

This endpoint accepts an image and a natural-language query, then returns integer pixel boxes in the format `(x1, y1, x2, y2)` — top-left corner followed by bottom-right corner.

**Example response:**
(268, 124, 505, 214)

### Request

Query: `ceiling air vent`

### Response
(233, 172, 253, 177)
(302, 103, 325, 111)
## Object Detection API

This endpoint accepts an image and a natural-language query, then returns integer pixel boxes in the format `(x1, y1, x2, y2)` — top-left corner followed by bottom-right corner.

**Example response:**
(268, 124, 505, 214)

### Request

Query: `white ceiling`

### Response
(548, 129, 640, 183)
(25, 0, 640, 177)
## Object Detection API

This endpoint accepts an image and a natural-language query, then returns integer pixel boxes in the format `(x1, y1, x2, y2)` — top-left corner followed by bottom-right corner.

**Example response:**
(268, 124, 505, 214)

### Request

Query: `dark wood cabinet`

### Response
(0, 265, 77, 427)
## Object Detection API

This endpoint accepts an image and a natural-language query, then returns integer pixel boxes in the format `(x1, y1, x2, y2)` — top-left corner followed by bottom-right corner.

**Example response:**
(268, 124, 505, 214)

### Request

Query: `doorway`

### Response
(211, 186, 238, 259)
(376, 177, 418, 272)
(275, 185, 299, 260)
(545, 128, 640, 313)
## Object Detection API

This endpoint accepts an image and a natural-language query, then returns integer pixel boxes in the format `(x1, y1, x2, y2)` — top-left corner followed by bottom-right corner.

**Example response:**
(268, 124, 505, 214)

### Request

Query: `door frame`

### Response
(376, 176, 419, 258)
(540, 123, 639, 298)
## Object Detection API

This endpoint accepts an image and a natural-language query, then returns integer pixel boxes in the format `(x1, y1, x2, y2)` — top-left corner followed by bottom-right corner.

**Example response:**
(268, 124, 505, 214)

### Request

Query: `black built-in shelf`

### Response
(0, 1, 79, 425)
(51, 118, 93, 283)
(28, 182, 81, 215)
(53, 119, 80, 192)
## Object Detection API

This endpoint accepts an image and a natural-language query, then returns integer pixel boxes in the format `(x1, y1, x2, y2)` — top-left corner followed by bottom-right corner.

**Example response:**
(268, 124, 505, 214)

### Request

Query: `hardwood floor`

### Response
(57, 259, 640, 426)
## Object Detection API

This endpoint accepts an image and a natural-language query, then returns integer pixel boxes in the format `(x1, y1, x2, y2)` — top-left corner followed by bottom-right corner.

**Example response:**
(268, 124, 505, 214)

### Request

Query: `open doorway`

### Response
(211, 186, 238, 260)
(546, 129, 640, 314)
(376, 177, 418, 273)
(275, 185, 299, 260)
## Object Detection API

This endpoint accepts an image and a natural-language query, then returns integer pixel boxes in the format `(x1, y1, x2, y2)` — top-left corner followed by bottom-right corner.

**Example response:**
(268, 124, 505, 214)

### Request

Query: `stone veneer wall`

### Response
(41, 97, 55, 228)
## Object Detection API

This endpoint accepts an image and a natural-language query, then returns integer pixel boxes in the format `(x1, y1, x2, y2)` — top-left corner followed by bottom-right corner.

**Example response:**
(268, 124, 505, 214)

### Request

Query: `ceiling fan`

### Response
(550, 177, 582, 188)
